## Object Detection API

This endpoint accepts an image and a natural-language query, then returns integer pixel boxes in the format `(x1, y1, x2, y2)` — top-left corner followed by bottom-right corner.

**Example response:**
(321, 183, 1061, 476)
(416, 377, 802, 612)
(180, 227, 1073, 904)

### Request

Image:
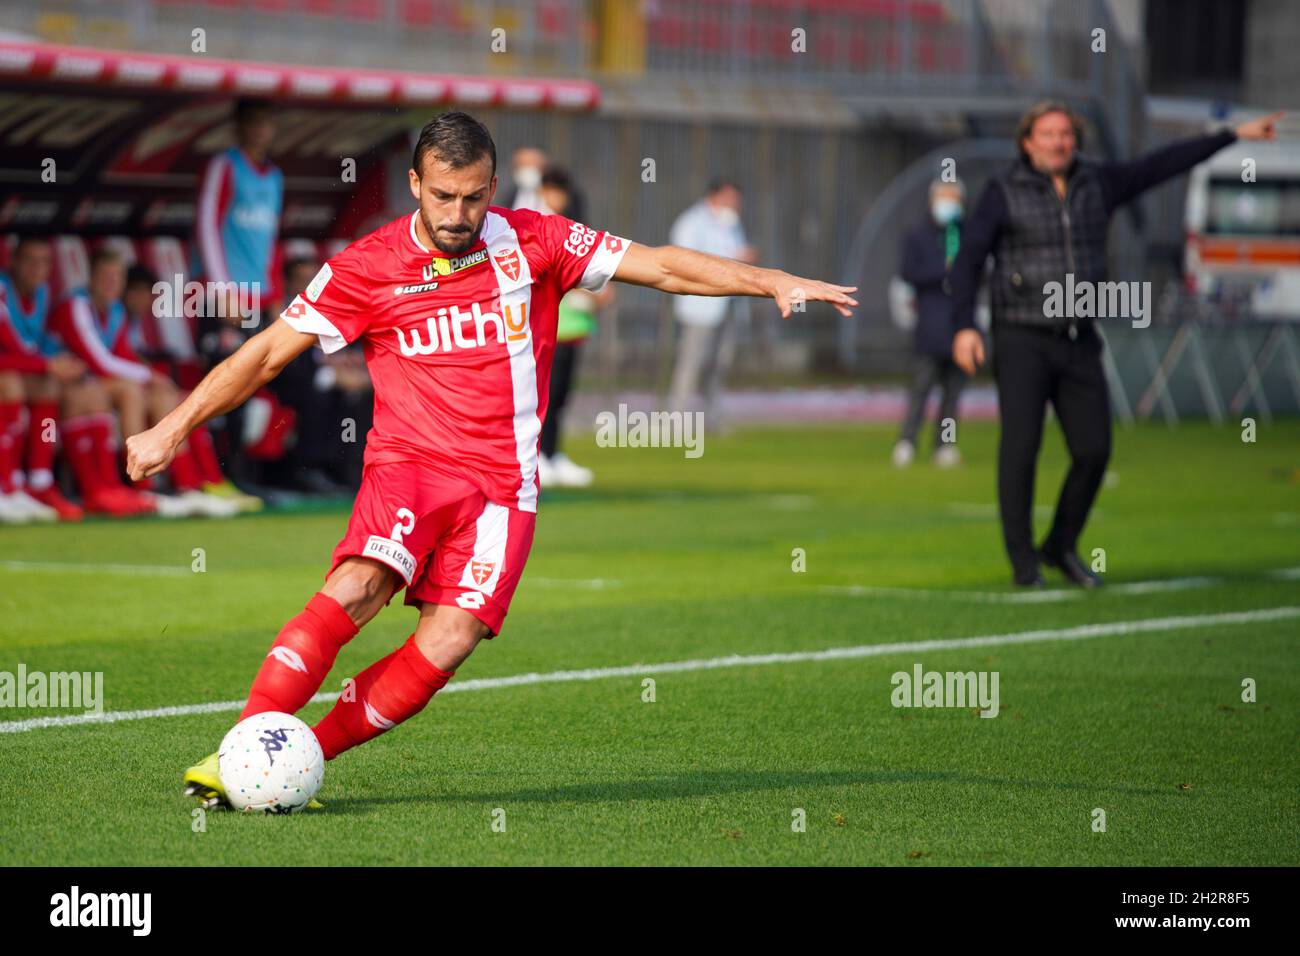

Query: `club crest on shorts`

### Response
(470, 559, 496, 586)
(494, 248, 521, 282)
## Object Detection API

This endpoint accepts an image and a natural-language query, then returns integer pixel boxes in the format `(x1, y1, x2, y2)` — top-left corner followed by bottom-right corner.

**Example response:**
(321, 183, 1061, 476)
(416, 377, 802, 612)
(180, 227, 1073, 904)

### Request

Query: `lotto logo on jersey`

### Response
(564, 222, 597, 257)
(456, 591, 486, 610)
(395, 301, 529, 356)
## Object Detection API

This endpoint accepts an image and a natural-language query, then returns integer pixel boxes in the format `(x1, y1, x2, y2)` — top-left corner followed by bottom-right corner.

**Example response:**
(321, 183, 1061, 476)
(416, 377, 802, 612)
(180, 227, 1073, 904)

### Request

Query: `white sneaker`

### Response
(4, 489, 58, 522)
(551, 453, 593, 488)
(178, 489, 240, 518)
(537, 453, 556, 487)
(891, 440, 915, 468)
(934, 445, 962, 469)
(0, 492, 35, 524)
(142, 491, 200, 518)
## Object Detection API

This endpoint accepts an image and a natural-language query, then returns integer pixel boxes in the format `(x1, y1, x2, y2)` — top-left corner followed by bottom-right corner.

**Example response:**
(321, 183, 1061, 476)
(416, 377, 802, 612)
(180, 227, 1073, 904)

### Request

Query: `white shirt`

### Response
(669, 200, 749, 326)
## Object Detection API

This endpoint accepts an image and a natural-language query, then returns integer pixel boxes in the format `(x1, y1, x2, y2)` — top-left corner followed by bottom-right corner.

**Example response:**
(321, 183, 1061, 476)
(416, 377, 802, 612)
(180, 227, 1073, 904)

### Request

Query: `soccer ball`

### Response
(217, 711, 324, 813)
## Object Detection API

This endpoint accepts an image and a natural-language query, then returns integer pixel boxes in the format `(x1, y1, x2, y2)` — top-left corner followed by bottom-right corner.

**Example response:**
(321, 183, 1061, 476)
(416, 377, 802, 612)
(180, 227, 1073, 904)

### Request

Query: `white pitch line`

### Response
(0, 560, 193, 577)
(0, 560, 619, 590)
(823, 574, 1225, 604)
(2, 605, 1295, 735)
(526, 577, 622, 590)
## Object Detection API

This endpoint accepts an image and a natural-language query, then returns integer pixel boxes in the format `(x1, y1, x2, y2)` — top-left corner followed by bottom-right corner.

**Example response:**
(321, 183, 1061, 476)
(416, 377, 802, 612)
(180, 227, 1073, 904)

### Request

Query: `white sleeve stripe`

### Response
(197, 155, 231, 282)
(280, 295, 348, 354)
(578, 235, 629, 292)
(71, 299, 151, 383)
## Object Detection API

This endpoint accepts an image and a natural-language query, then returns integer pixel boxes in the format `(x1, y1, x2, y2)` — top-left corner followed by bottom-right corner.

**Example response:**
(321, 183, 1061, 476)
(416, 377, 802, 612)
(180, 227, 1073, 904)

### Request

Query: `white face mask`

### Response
(931, 197, 963, 225)
(514, 166, 542, 190)
(712, 205, 740, 228)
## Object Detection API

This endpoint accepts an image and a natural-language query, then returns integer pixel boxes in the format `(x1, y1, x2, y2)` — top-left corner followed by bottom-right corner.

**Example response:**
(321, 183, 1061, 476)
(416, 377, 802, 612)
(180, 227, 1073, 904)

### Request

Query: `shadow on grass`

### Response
(319, 767, 1179, 815)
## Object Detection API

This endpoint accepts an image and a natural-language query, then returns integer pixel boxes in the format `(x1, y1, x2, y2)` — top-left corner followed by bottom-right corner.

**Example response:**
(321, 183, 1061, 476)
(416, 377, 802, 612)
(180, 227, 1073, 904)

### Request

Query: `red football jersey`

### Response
(280, 207, 628, 512)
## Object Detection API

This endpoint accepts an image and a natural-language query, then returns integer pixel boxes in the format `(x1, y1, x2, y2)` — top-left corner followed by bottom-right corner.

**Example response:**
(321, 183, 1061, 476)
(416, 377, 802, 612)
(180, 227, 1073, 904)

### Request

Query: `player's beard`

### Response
(422, 209, 481, 256)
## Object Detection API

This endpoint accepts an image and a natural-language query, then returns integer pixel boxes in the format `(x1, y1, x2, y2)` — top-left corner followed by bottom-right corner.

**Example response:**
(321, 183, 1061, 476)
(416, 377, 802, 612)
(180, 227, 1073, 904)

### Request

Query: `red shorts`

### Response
(328, 460, 536, 636)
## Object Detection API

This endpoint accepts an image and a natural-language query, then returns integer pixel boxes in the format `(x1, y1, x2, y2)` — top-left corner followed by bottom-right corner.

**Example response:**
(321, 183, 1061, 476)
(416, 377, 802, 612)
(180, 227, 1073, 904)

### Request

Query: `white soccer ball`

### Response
(217, 711, 324, 814)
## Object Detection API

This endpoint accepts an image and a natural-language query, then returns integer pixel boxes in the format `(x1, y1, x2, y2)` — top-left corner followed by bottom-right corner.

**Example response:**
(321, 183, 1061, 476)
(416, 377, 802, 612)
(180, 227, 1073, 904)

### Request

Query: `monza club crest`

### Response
(494, 248, 521, 282)
(470, 559, 496, 586)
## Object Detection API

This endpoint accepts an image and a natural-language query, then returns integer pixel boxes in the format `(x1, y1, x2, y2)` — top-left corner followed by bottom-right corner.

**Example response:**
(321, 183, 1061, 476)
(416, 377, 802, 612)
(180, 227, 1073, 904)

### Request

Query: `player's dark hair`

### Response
(706, 178, 740, 197)
(12, 235, 51, 255)
(126, 264, 157, 289)
(1016, 100, 1086, 153)
(540, 165, 573, 193)
(235, 97, 273, 125)
(412, 111, 497, 179)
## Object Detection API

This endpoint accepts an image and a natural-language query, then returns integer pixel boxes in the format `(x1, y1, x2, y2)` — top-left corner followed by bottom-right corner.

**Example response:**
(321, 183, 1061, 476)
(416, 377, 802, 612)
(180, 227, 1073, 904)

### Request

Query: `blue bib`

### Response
(0, 272, 56, 355)
(195, 146, 283, 286)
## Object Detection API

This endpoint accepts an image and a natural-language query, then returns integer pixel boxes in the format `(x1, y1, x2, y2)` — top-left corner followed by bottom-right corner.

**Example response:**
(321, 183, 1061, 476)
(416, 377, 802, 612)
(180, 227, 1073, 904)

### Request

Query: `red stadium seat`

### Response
(399, 0, 436, 27)
(343, 0, 383, 22)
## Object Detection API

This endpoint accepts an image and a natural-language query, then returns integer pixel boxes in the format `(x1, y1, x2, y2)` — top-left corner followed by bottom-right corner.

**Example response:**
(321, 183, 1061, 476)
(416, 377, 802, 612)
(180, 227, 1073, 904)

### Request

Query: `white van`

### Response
(1184, 119, 1300, 319)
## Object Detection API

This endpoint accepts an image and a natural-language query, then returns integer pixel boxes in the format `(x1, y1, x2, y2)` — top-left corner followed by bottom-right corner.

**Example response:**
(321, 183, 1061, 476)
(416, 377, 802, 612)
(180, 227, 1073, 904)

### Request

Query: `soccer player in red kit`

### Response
(125, 112, 857, 807)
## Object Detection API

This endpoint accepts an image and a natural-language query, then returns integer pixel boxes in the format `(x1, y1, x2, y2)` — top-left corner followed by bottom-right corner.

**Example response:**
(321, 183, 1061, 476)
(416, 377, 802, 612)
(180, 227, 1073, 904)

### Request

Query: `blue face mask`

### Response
(931, 198, 963, 225)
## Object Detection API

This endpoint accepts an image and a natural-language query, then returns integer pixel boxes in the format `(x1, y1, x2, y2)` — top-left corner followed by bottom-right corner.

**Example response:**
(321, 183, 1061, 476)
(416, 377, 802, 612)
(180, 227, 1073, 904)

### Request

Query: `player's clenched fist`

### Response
(125, 426, 177, 481)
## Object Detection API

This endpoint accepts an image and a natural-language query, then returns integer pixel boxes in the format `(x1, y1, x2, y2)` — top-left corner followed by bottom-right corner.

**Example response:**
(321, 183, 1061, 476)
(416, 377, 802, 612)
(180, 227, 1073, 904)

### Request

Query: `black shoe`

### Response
(1039, 548, 1102, 588)
(294, 467, 349, 497)
(1013, 568, 1045, 588)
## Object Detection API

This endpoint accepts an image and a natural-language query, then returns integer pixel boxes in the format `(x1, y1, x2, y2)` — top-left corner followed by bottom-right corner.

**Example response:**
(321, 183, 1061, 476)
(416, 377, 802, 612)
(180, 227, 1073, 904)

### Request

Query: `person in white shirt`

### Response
(503, 146, 549, 214)
(667, 180, 756, 426)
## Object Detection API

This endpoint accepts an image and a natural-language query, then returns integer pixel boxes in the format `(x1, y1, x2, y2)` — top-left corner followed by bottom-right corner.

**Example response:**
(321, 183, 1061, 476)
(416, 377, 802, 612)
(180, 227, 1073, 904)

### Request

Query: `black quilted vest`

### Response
(991, 156, 1111, 329)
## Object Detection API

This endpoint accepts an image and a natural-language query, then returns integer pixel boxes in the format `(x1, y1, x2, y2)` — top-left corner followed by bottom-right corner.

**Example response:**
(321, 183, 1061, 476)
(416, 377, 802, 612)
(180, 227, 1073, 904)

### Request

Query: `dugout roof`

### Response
(0, 39, 600, 239)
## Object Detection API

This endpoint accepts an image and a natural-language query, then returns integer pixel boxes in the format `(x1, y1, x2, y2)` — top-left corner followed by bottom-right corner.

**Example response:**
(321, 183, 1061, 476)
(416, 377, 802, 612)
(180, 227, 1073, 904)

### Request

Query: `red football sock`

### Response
(92, 415, 128, 489)
(240, 592, 361, 720)
(24, 400, 58, 491)
(188, 425, 224, 485)
(0, 401, 21, 493)
(169, 441, 203, 491)
(62, 415, 108, 495)
(311, 635, 454, 760)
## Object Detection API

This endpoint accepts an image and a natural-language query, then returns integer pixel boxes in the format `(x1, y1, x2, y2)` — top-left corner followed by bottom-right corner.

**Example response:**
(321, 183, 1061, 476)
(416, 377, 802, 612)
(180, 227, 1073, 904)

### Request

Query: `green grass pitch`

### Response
(1, 420, 1296, 866)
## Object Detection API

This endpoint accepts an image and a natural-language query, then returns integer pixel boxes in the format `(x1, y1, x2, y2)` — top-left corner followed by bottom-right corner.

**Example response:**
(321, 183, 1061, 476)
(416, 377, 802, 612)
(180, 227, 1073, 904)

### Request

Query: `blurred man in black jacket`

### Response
(949, 101, 1281, 587)
(894, 178, 968, 470)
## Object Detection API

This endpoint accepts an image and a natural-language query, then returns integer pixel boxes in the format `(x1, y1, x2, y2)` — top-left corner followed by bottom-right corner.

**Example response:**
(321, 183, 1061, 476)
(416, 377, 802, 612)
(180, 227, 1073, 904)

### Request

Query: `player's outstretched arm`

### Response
(125, 318, 317, 480)
(613, 242, 858, 318)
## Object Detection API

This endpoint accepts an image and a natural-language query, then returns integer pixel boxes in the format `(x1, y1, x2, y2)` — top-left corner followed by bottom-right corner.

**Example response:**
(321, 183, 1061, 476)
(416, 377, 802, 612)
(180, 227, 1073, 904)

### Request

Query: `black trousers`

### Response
(898, 355, 966, 449)
(992, 322, 1112, 578)
(540, 340, 581, 459)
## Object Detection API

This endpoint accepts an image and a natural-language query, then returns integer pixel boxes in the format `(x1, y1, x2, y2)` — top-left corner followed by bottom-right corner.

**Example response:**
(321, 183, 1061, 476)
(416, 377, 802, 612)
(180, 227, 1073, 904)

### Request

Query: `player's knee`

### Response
(26, 374, 58, 402)
(63, 378, 107, 414)
(0, 370, 23, 401)
(323, 559, 399, 624)
(413, 610, 487, 669)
